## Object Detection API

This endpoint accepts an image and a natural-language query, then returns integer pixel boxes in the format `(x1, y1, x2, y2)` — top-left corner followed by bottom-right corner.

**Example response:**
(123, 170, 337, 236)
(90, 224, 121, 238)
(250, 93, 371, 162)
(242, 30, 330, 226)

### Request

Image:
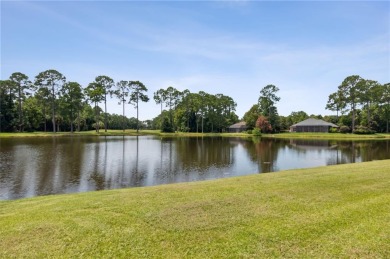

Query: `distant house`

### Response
(290, 118, 339, 133)
(228, 121, 248, 133)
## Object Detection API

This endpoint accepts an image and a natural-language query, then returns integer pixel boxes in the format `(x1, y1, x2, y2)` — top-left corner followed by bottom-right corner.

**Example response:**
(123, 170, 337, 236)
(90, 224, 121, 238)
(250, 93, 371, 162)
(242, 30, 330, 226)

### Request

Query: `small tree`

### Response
(256, 115, 272, 133)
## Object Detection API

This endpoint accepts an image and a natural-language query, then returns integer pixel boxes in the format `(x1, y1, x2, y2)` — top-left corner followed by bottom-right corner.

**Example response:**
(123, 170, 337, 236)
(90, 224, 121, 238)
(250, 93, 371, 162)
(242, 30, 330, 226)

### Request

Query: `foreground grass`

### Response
(1, 160, 389, 258)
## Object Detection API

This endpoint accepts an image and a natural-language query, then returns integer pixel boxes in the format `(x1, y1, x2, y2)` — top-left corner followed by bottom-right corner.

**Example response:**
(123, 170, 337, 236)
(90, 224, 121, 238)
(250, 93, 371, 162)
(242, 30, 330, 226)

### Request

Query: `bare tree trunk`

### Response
(122, 102, 125, 132)
(95, 102, 99, 133)
(52, 86, 56, 133)
(43, 106, 47, 132)
(18, 86, 23, 132)
(104, 94, 107, 132)
(0, 91, 2, 132)
(136, 97, 139, 133)
(77, 110, 80, 132)
(351, 103, 356, 132)
(367, 102, 371, 127)
(70, 109, 74, 133)
(201, 115, 204, 133)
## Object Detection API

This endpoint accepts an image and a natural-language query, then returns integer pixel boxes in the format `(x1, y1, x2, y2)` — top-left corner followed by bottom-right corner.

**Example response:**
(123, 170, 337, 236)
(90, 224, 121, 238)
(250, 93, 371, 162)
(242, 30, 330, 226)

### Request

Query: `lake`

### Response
(1, 136, 389, 200)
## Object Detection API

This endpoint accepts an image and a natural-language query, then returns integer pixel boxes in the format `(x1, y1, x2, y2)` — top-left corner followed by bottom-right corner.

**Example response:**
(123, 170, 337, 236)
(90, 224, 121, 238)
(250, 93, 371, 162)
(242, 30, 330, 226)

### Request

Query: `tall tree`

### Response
(258, 84, 281, 131)
(9, 72, 33, 132)
(325, 89, 346, 119)
(157, 86, 181, 131)
(338, 75, 362, 131)
(114, 80, 131, 132)
(0, 80, 16, 132)
(243, 104, 260, 129)
(153, 88, 165, 129)
(198, 91, 208, 133)
(379, 83, 390, 133)
(35, 87, 51, 132)
(60, 82, 84, 133)
(288, 111, 309, 125)
(357, 79, 379, 127)
(181, 89, 191, 130)
(22, 96, 43, 131)
(85, 82, 104, 133)
(258, 84, 281, 116)
(129, 81, 149, 132)
(95, 75, 114, 132)
(153, 89, 165, 116)
(34, 69, 66, 133)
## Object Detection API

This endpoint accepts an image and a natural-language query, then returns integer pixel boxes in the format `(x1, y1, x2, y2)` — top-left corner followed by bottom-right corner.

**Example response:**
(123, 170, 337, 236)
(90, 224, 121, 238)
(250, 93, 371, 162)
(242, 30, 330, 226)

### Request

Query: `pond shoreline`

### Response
(1, 130, 389, 140)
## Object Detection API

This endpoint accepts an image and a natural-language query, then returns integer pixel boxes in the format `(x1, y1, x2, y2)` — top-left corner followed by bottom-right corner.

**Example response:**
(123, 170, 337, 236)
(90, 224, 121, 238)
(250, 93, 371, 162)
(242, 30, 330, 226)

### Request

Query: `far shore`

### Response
(1, 130, 389, 140)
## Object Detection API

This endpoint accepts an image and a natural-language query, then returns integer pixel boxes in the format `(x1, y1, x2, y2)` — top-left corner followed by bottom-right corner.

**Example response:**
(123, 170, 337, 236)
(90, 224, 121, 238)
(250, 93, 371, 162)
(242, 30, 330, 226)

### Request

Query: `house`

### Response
(228, 121, 248, 133)
(290, 118, 339, 133)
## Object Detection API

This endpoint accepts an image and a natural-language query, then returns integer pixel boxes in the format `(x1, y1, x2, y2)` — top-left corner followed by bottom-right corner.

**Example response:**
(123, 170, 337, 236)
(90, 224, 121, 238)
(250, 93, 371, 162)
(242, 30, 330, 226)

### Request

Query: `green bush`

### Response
(339, 125, 350, 133)
(252, 127, 261, 136)
(329, 127, 338, 133)
(246, 130, 252, 134)
(353, 125, 376, 135)
(161, 117, 174, 133)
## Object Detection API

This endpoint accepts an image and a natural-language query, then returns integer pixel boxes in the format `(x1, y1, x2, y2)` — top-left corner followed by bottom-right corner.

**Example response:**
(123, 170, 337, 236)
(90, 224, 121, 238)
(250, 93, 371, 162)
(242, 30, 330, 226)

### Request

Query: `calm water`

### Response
(1, 136, 389, 200)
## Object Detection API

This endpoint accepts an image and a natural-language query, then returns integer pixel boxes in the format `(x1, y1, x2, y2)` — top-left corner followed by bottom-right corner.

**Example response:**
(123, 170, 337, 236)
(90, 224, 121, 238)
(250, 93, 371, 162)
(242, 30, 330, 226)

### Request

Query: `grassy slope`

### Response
(1, 160, 389, 258)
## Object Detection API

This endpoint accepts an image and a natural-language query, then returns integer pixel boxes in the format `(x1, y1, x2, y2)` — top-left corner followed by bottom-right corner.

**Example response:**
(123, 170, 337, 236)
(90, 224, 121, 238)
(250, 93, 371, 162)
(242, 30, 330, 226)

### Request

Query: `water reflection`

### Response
(0, 136, 389, 200)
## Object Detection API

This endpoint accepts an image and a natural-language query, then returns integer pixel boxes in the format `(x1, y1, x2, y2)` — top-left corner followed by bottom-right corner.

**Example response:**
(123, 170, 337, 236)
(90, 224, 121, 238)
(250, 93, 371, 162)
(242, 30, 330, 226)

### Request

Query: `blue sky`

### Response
(1, 1, 389, 121)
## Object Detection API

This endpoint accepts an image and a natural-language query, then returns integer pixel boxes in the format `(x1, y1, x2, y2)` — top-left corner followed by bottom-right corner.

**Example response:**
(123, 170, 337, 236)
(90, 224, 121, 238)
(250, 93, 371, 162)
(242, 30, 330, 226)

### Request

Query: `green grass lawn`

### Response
(1, 160, 389, 258)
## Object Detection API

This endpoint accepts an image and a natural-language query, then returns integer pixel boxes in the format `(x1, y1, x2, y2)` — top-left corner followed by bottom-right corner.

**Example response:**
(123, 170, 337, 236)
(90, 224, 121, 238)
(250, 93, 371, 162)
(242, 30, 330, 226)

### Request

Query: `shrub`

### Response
(329, 127, 338, 133)
(161, 117, 174, 133)
(353, 125, 376, 135)
(339, 125, 350, 133)
(255, 115, 272, 133)
(252, 127, 261, 136)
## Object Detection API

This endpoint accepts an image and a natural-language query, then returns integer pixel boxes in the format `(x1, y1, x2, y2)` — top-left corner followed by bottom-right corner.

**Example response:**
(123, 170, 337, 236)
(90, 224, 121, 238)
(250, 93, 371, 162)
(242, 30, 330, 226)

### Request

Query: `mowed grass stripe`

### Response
(1, 160, 389, 258)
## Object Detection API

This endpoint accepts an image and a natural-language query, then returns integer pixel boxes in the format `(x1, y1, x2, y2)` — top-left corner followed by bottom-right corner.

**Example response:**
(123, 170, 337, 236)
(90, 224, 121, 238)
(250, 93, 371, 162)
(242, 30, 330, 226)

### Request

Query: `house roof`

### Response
(290, 118, 339, 128)
(229, 121, 247, 129)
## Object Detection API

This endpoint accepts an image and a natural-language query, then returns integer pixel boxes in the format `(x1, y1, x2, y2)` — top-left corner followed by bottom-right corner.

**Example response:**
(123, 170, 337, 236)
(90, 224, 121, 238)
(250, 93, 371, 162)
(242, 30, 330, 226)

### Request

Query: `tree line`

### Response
(152, 87, 238, 133)
(325, 75, 390, 133)
(1, 71, 388, 134)
(0, 70, 239, 133)
(0, 70, 150, 133)
(242, 75, 389, 134)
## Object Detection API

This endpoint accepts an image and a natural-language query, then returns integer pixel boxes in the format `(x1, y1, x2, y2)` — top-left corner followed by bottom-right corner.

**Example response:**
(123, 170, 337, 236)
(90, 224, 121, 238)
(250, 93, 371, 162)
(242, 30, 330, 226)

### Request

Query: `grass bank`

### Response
(1, 130, 389, 140)
(262, 132, 390, 140)
(0, 130, 250, 139)
(1, 160, 389, 258)
(0, 130, 147, 138)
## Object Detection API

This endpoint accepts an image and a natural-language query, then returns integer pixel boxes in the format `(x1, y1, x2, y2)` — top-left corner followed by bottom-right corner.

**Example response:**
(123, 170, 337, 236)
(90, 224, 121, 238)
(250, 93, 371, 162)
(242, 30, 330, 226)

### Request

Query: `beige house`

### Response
(228, 121, 248, 133)
(290, 118, 339, 133)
